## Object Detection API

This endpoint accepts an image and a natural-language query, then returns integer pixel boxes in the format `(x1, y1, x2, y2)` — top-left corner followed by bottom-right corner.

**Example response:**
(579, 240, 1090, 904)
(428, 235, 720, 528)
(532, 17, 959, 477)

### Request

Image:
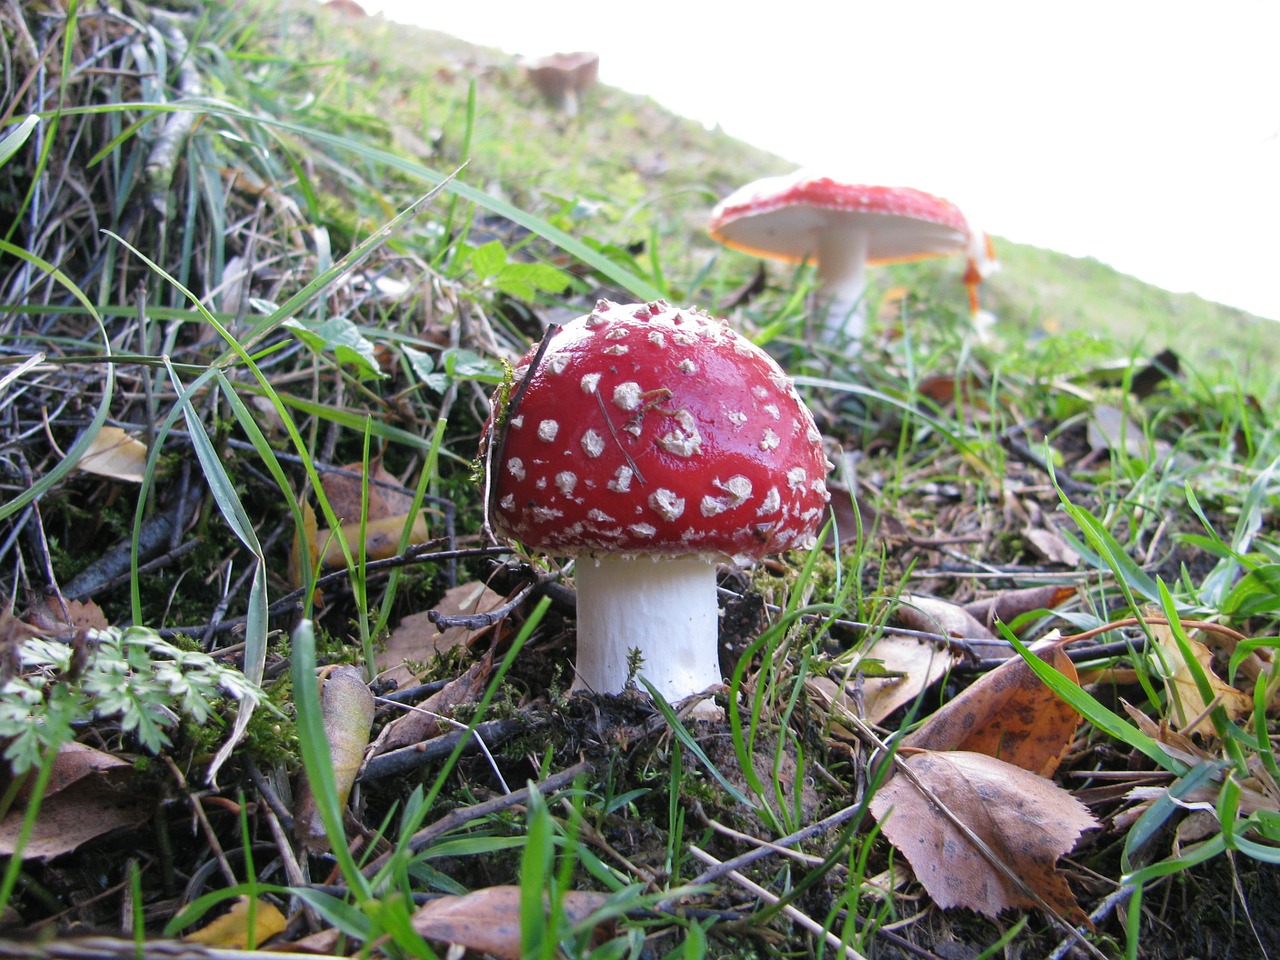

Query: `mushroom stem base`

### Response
(570, 554, 722, 712)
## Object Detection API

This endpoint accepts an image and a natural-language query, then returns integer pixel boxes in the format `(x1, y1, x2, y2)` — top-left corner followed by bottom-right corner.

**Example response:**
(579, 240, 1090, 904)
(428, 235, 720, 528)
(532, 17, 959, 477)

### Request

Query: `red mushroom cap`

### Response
(709, 172, 969, 266)
(486, 300, 831, 563)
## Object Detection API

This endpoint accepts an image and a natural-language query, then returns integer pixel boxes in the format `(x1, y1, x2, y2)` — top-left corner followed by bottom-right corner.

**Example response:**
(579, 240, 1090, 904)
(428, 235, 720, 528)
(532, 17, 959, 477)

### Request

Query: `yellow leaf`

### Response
(183, 897, 285, 948)
(78, 425, 147, 482)
(1151, 619, 1253, 736)
(318, 511, 430, 567)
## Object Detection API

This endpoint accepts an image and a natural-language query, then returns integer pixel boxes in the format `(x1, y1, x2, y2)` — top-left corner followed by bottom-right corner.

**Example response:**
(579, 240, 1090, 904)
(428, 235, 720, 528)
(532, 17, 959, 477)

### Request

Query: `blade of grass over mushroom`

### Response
(1002, 627, 1187, 774)
(0, 241, 115, 523)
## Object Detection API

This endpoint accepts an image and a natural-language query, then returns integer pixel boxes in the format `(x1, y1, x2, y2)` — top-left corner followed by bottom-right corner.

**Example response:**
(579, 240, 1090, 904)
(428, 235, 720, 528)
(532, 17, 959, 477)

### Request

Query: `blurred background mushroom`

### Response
(524, 51, 599, 116)
(709, 171, 971, 347)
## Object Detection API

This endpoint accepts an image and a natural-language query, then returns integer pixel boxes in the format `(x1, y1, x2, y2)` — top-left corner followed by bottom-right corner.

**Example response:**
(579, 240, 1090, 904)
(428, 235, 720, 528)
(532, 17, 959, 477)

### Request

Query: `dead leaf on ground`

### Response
(964, 585, 1076, 629)
(376, 580, 506, 688)
(322, 460, 415, 522)
(824, 482, 907, 547)
(371, 648, 494, 755)
(895, 594, 994, 640)
(902, 633, 1080, 777)
(183, 896, 286, 948)
(411, 885, 611, 960)
(870, 750, 1097, 923)
(812, 633, 958, 726)
(317, 512, 430, 567)
(28, 597, 109, 632)
(1149, 619, 1253, 737)
(77, 425, 147, 483)
(1022, 525, 1081, 566)
(294, 665, 375, 851)
(0, 743, 146, 861)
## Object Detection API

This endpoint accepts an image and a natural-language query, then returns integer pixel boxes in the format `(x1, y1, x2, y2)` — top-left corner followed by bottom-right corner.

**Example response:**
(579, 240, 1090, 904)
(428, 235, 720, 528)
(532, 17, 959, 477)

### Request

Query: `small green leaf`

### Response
(285, 315, 384, 378)
(468, 239, 507, 280)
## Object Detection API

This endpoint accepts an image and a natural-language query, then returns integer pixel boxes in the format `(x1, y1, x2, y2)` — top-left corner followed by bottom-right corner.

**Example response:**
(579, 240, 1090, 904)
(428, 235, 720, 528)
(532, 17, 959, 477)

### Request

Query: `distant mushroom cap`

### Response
(709, 172, 969, 266)
(487, 299, 830, 564)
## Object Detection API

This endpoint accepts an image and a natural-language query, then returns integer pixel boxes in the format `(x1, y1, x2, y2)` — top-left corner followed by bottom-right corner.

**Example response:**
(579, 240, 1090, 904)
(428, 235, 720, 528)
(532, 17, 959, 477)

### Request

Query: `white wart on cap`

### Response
(484, 299, 831, 713)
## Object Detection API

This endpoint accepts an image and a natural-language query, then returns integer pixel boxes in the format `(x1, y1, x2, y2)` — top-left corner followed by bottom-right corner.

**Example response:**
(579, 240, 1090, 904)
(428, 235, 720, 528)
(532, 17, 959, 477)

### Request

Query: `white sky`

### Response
(363, 1, 1280, 321)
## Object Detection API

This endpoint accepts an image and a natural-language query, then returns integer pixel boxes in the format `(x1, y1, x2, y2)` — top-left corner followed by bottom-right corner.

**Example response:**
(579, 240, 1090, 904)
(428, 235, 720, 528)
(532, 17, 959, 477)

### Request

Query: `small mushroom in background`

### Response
(322, 0, 368, 16)
(708, 171, 971, 347)
(523, 52, 599, 117)
(481, 299, 831, 716)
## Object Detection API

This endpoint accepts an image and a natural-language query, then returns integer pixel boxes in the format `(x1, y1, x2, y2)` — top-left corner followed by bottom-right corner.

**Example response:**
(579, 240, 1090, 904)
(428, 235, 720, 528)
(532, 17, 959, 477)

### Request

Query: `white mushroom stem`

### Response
(570, 554, 723, 716)
(813, 226, 870, 343)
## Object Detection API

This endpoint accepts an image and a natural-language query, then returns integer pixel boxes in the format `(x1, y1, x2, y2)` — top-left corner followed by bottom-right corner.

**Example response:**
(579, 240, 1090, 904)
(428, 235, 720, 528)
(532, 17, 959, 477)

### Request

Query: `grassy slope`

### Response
(326, 7, 1276, 385)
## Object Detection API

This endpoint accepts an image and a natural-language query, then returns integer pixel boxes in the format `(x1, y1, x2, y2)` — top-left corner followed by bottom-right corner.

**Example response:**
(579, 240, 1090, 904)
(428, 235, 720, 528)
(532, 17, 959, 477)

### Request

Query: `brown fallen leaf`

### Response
(317, 512, 430, 567)
(371, 649, 494, 756)
(412, 886, 611, 960)
(963, 585, 1076, 629)
(322, 460, 415, 522)
(294, 665, 375, 851)
(895, 593, 994, 640)
(183, 896, 286, 948)
(870, 750, 1097, 923)
(1150, 618, 1253, 737)
(28, 597, 109, 632)
(814, 633, 958, 726)
(902, 634, 1080, 777)
(77, 425, 148, 482)
(376, 581, 506, 689)
(0, 743, 146, 861)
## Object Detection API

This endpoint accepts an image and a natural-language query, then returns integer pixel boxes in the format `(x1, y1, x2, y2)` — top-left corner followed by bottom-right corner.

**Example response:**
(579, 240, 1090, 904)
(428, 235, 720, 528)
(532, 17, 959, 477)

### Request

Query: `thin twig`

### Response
(688, 845, 869, 960)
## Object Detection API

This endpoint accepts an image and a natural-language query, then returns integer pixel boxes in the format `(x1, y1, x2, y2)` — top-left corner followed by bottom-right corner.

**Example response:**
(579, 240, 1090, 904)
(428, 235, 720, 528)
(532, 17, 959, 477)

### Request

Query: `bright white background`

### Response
(360, 1, 1280, 321)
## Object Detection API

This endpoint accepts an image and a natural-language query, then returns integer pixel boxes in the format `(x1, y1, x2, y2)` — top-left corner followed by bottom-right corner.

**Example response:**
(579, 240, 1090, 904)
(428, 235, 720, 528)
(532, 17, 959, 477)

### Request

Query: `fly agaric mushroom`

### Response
(482, 300, 831, 714)
(709, 171, 970, 344)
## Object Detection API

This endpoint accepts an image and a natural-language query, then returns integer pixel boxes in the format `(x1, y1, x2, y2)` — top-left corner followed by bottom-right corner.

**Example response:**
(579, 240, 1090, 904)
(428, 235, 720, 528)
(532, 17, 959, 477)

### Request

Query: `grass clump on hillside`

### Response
(1, 1, 1278, 958)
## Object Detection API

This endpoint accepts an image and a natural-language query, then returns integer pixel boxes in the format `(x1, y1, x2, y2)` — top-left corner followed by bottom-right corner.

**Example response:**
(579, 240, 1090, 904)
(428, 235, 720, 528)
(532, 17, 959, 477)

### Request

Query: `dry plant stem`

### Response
(703, 817, 826, 868)
(162, 756, 237, 889)
(688, 845, 869, 960)
(359, 717, 528, 782)
(1064, 615, 1249, 646)
(665, 801, 867, 909)
(359, 759, 593, 877)
(143, 13, 201, 213)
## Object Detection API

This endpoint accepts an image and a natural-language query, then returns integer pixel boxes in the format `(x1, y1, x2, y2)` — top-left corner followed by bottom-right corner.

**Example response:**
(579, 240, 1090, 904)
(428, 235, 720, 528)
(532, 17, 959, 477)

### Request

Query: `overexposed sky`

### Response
(363, 1, 1280, 321)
